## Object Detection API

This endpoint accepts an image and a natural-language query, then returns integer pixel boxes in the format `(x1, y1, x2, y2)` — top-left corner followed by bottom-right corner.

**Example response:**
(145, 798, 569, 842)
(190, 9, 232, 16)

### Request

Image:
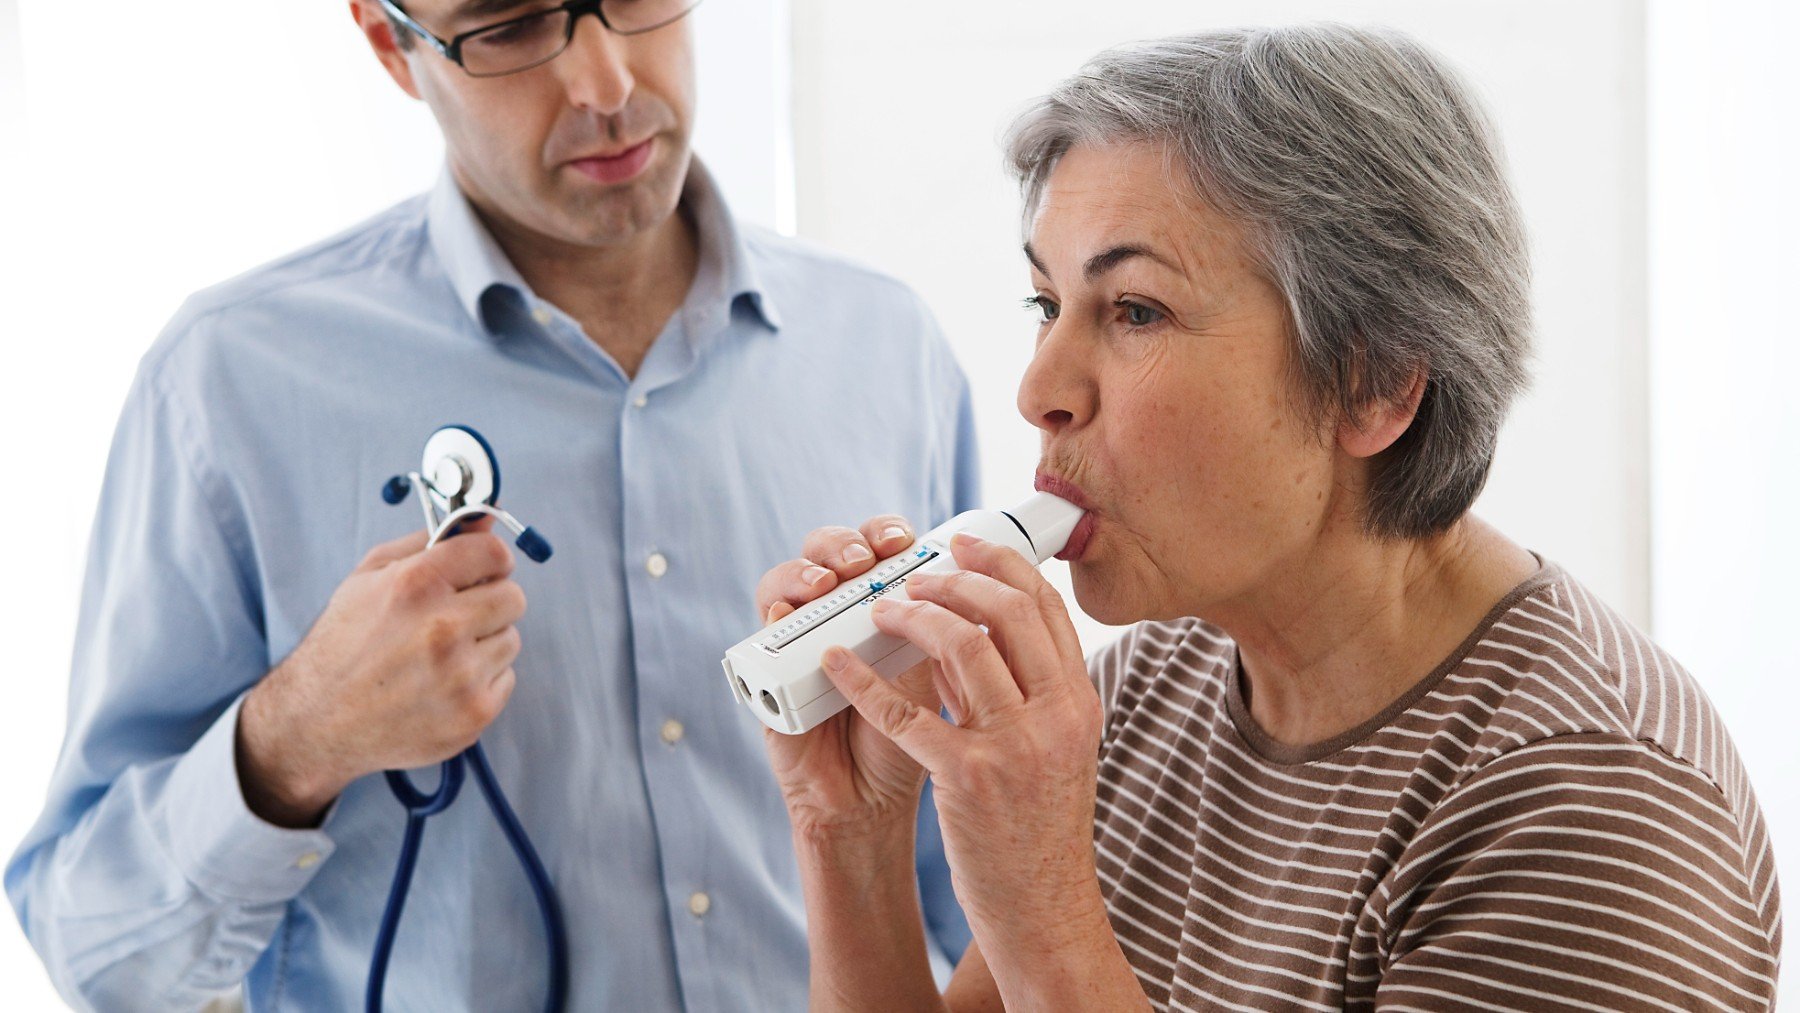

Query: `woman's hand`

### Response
(817, 531, 1128, 995)
(754, 515, 943, 843)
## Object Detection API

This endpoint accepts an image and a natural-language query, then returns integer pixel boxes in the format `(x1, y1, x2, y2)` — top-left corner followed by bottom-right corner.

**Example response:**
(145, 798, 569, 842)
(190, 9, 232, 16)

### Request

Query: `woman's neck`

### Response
(1215, 515, 1540, 750)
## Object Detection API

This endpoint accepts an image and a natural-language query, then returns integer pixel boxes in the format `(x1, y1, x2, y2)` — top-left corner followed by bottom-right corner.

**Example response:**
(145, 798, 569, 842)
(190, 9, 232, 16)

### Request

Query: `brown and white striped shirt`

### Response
(1088, 561, 1782, 1010)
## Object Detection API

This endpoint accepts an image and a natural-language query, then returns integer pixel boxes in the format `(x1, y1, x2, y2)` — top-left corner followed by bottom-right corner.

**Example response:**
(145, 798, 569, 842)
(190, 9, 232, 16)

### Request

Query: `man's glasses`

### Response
(379, 0, 701, 78)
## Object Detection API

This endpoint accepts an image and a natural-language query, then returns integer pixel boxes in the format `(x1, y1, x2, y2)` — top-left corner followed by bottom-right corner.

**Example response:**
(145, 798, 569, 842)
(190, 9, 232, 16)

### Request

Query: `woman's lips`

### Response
(568, 138, 655, 185)
(1056, 512, 1097, 562)
(1034, 470, 1096, 562)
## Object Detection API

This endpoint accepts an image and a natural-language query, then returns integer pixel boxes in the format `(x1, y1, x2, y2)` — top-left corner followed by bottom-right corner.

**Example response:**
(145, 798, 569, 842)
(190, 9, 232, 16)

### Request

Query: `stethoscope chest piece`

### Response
(383, 425, 551, 564)
(421, 425, 499, 511)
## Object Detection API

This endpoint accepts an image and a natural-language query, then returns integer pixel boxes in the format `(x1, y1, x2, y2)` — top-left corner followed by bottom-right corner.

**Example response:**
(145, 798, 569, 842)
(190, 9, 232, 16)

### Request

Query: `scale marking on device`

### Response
(758, 547, 939, 654)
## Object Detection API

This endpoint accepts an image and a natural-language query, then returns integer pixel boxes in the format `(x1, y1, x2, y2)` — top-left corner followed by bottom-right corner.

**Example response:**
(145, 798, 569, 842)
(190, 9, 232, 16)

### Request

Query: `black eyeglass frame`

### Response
(378, 0, 701, 78)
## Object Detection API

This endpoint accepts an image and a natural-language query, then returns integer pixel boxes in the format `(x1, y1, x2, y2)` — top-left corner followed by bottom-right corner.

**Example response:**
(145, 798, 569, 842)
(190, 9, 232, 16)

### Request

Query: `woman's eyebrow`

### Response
(1021, 242, 1179, 283)
(1082, 244, 1177, 281)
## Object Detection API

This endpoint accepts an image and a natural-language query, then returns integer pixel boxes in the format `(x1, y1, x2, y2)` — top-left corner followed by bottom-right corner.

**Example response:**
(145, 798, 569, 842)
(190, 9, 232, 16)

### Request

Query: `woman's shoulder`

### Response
(1435, 560, 1774, 856)
(1457, 561, 1727, 773)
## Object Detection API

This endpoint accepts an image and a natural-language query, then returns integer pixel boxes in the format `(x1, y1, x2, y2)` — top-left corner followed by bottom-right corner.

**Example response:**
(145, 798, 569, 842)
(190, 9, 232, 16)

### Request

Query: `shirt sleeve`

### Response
(916, 297, 982, 527)
(1373, 733, 1782, 1011)
(5, 358, 336, 1011)
(913, 302, 980, 973)
(944, 369, 981, 517)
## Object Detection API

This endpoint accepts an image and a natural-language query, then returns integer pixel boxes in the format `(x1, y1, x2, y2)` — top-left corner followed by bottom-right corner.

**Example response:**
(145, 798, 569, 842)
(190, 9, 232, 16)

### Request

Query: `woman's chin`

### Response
(1069, 564, 1147, 628)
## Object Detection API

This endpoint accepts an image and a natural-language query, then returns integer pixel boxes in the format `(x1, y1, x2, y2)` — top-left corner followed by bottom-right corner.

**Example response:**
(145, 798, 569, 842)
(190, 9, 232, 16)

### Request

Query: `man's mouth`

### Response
(566, 138, 656, 185)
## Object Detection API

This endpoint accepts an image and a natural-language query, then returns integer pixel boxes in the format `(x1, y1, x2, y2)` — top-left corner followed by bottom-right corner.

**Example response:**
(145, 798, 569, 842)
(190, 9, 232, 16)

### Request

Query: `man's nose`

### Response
(553, 12, 634, 115)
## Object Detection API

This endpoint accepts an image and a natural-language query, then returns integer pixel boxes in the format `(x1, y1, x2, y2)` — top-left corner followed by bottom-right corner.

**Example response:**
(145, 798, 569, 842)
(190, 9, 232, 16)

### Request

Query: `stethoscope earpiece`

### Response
(381, 475, 412, 506)
(516, 526, 553, 564)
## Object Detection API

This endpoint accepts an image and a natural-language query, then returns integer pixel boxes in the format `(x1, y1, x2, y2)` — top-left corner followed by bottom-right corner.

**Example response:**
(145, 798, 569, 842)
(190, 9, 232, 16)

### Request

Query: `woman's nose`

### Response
(1016, 328, 1093, 437)
(555, 13, 635, 115)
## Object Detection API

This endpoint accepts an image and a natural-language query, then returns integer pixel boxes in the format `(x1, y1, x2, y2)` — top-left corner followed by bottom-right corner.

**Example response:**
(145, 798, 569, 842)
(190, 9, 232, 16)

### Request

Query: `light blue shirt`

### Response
(8, 162, 979, 1011)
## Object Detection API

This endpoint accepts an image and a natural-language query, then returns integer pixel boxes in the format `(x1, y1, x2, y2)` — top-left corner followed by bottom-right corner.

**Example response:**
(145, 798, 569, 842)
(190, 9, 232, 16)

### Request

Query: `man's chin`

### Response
(547, 168, 685, 245)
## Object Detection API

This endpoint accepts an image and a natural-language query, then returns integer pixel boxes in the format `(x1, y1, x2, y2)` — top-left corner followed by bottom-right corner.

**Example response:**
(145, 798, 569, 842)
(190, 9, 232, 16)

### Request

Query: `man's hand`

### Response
(236, 517, 527, 827)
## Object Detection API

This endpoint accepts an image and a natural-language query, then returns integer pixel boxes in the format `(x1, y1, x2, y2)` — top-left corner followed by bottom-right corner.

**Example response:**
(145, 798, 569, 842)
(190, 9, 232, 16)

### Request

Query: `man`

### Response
(7, 0, 977, 1007)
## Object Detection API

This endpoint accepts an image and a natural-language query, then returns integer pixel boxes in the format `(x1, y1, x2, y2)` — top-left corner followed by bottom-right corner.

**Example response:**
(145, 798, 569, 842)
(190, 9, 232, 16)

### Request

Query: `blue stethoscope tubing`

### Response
(366, 425, 568, 1013)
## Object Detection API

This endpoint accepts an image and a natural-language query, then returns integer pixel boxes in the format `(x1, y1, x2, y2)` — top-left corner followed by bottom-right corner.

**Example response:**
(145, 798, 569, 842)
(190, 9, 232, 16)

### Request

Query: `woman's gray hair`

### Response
(1005, 24, 1532, 540)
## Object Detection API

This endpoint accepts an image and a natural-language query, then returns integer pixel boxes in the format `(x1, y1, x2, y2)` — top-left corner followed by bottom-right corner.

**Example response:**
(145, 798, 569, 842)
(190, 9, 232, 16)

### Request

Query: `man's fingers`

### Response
(358, 516, 500, 575)
(473, 625, 523, 678)
(457, 579, 528, 640)
(755, 559, 840, 619)
(801, 526, 881, 578)
(821, 646, 956, 769)
(857, 515, 917, 558)
(357, 529, 430, 573)
(480, 664, 518, 715)
(420, 531, 516, 591)
(869, 597, 1024, 717)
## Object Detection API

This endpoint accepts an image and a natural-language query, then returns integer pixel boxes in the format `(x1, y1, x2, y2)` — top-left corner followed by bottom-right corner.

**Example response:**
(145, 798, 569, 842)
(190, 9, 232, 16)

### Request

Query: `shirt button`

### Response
(632, 394, 648, 408)
(646, 552, 669, 578)
(295, 851, 322, 870)
(531, 306, 552, 325)
(688, 891, 711, 917)
(660, 718, 685, 745)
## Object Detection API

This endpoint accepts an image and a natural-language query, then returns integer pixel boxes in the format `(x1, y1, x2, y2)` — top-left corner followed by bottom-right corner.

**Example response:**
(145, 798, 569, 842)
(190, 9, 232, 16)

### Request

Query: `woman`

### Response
(754, 24, 1781, 1010)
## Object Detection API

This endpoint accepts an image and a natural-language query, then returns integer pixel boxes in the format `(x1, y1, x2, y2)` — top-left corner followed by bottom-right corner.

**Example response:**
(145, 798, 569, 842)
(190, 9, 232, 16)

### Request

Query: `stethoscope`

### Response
(367, 425, 568, 1013)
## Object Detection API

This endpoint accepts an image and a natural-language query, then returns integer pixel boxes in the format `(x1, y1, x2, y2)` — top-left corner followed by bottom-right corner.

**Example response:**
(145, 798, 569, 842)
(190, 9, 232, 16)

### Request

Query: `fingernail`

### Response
(871, 599, 896, 617)
(822, 647, 849, 672)
(843, 544, 872, 564)
(881, 525, 910, 544)
(803, 565, 831, 585)
(952, 531, 984, 546)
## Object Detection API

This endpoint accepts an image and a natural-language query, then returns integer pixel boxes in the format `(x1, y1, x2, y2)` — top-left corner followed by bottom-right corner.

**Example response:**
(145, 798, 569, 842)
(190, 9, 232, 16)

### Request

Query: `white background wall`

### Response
(1648, 0, 1798, 988)
(1, 0, 1792, 1006)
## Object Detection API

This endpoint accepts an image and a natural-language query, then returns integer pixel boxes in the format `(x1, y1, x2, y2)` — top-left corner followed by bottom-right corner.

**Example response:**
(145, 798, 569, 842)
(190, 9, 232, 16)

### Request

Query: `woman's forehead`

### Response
(1029, 143, 1248, 283)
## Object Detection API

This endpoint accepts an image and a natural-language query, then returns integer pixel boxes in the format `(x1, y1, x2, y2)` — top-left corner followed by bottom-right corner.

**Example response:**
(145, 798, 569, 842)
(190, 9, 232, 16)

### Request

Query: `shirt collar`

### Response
(425, 158, 782, 338)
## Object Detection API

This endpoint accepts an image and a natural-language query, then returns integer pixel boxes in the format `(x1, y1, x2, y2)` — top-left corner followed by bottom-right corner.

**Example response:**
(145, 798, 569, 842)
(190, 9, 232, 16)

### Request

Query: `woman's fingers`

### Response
(903, 568, 1063, 700)
(754, 558, 841, 619)
(869, 597, 1024, 717)
(821, 645, 956, 769)
(857, 514, 917, 558)
(754, 518, 918, 625)
(802, 525, 882, 579)
(948, 532, 1087, 688)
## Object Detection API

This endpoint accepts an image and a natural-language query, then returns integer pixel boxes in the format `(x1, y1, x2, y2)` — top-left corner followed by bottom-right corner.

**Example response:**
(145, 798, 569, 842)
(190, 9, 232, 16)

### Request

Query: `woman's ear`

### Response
(1336, 369, 1427, 459)
(350, 0, 425, 102)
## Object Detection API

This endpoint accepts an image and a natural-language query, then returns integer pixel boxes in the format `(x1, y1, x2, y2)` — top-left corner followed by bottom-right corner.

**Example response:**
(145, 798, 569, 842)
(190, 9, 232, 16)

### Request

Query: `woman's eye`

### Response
(1023, 295, 1060, 322)
(1118, 300, 1164, 327)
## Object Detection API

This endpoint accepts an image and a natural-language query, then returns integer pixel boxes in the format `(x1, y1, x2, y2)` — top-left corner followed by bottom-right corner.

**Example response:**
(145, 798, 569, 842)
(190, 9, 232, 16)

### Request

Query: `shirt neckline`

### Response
(423, 156, 781, 339)
(1223, 556, 1560, 767)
